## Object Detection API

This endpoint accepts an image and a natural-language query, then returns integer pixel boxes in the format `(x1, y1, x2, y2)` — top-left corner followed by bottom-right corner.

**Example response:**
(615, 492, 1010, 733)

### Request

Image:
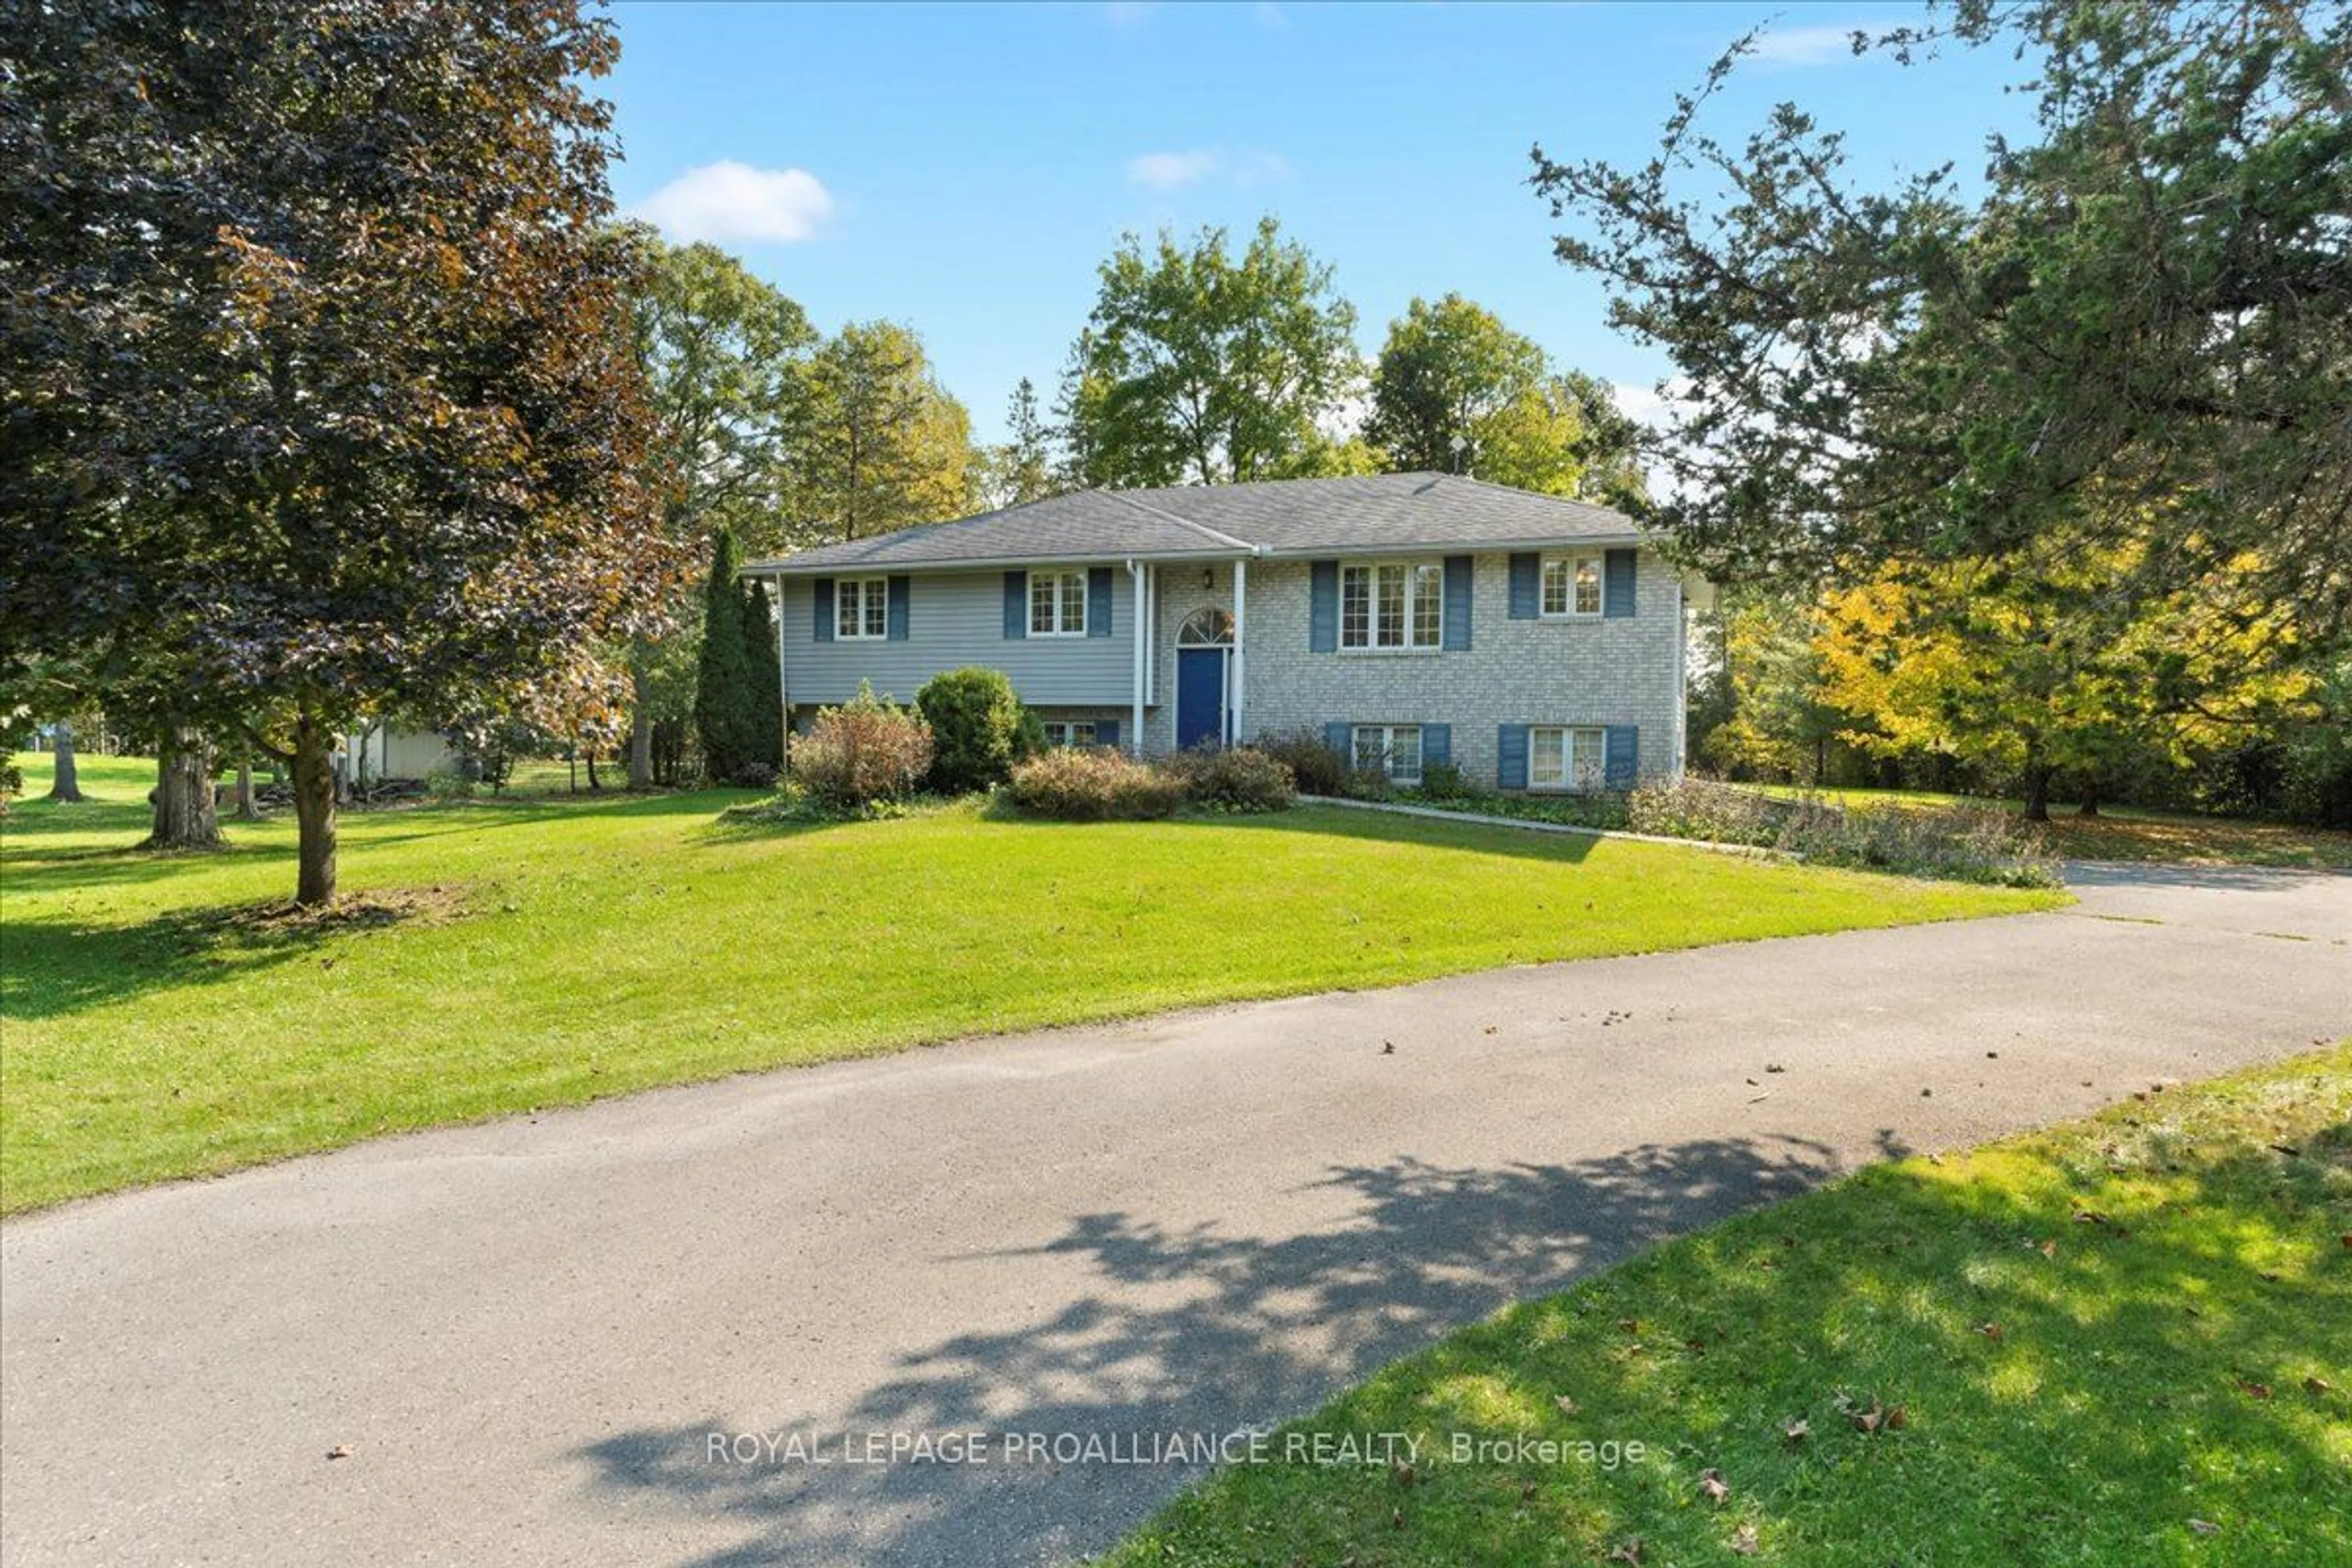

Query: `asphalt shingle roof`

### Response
(747, 473, 1642, 573)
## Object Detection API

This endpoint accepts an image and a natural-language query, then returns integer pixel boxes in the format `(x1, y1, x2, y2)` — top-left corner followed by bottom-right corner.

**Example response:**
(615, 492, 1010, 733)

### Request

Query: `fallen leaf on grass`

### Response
(1844, 1397, 1905, 1433)
(1698, 1469, 1729, 1505)
(2305, 1377, 2333, 1395)
(1730, 1523, 1761, 1555)
(1782, 1418, 1809, 1444)
(2037, 1238, 2060, 1259)
(1554, 1394, 1580, 1415)
(2234, 1379, 2273, 1401)
(1976, 1322, 2004, 1343)
(2188, 1519, 2221, 1536)
(1607, 1540, 1644, 1565)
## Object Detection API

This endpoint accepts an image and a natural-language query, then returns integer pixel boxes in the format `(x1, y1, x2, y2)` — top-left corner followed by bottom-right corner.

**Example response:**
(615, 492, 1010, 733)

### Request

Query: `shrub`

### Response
(1168, 747, 1296, 813)
(1256, 729, 1351, 796)
(916, 666, 1037, 794)
(719, 779, 935, 827)
(731, 760, 778, 790)
(1006, 747, 1183, 820)
(791, 684, 933, 807)
(1414, 760, 1471, 801)
(1626, 776, 1789, 847)
(1784, 802, 2060, 887)
(1627, 776, 2059, 886)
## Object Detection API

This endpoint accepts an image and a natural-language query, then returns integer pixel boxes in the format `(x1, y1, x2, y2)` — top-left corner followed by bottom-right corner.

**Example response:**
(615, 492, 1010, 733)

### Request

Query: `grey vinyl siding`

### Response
(783, 567, 1139, 706)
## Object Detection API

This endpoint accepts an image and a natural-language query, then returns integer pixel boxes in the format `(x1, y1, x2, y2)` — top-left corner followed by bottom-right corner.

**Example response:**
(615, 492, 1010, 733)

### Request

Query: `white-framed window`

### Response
(1041, 720, 1097, 748)
(1352, 724, 1424, 785)
(1340, 562, 1444, 652)
(1531, 725, 1607, 791)
(1540, 554, 1604, 619)
(1030, 570, 1088, 636)
(836, 576, 889, 639)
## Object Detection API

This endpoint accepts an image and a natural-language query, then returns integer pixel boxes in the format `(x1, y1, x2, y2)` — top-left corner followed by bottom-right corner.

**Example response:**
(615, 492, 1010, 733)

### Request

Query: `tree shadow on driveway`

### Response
(575, 1131, 1857, 1568)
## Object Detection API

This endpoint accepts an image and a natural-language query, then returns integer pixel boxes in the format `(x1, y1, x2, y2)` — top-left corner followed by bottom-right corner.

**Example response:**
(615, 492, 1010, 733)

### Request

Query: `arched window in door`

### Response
(1177, 607, 1235, 647)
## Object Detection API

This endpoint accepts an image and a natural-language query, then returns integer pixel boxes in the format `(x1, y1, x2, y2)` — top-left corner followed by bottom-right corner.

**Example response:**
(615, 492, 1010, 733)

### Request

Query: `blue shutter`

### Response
(1087, 566, 1114, 638)
(1309, 560, 1339, 652)
(1003, 571, 1027, 639)
(1508, 553, 1539, 619)
(1442, 556, 1472, 650)
(1497, 724, 1530, 790)
(886, 575, 910, 641)
(1605, 724, 1639, 788)
(813, 578, 834, 643)
(1422, 723, 1451, 768)
(1093, 717, 1119, 749)
(1324, 721, 1351, 761)
(1604, 549, 1637, 618)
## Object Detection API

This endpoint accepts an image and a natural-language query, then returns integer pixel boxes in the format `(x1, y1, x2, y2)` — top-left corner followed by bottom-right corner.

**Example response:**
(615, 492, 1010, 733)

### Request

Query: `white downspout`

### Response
(1127, 559, 1147, 757)
(1230, 554, 1248, 746)
(1671, 576, 1687, 782)
(772, 570, 791, 772)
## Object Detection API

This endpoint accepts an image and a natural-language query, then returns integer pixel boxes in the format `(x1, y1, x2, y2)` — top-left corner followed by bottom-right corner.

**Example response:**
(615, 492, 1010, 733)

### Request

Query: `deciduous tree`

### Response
(623, 230, 816, 785)
(794, 322, 974, 538)
(0, 0, 671, 904)
(1061, 217, 1362, 487)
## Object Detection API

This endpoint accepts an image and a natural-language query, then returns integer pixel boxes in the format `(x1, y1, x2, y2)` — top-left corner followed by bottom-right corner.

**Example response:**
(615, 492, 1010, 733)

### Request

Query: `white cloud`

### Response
(1610, 377, 1693, 430)
(631, 160, 834, 245)
(1746, 22, 1877, 67)
(1123, 148, 1291, 191)
(1125, 149, 1221, 190)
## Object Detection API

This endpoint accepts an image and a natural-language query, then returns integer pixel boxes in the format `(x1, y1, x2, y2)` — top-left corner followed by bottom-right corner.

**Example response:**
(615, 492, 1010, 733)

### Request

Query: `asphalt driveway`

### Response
(3, 863, 2345, 1567)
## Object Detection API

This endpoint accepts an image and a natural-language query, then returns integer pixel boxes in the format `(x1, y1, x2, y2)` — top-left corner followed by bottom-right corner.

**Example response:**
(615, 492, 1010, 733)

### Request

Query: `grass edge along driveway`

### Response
(1099, 1044, 2352, 1568)
(1, 754, 2060, 1214)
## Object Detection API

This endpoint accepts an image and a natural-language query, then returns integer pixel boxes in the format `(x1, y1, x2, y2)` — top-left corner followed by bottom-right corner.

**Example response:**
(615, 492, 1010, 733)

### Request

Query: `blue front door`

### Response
(1176, 648, 1226, 749)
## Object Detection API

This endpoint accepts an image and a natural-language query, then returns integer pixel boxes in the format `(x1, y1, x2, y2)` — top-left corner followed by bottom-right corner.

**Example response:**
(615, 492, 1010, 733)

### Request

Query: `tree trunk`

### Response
(585, 745, 601, 791)
(2022, 764, 2052, 823)
(2076, 783, 2101, 818)
(292, 715, 337, 907)
(45, 722, 83, 802)
(146, 726, 222, 848)
(627, 647, 654, 791)
(234, 759, 260, 821)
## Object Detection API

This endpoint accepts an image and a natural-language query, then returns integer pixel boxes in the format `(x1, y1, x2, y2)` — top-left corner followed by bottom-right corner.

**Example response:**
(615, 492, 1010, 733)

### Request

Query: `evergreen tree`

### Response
(693, 530, 756, 782)
(739, 576, 783, 772)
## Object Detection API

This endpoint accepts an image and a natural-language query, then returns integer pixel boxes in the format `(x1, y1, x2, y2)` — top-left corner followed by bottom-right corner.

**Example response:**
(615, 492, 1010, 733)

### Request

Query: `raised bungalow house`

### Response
(743, 473, 1704, 792)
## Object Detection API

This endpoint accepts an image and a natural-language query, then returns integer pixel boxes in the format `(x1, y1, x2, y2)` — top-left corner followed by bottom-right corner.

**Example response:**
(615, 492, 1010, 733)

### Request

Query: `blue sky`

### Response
(603, 2, 2033, 443)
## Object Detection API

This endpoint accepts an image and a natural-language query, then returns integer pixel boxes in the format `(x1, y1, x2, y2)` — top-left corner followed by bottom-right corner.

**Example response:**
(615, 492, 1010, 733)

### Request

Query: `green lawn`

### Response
(1101, 1046, 2352, 1567)
(1, 753, 2058, 1213)
(1739, 783, 2352, 869)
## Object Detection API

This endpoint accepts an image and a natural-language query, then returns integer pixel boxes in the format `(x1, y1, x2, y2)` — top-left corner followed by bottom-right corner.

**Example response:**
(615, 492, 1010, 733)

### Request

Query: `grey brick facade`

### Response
(1235, 552, 1686, 785)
